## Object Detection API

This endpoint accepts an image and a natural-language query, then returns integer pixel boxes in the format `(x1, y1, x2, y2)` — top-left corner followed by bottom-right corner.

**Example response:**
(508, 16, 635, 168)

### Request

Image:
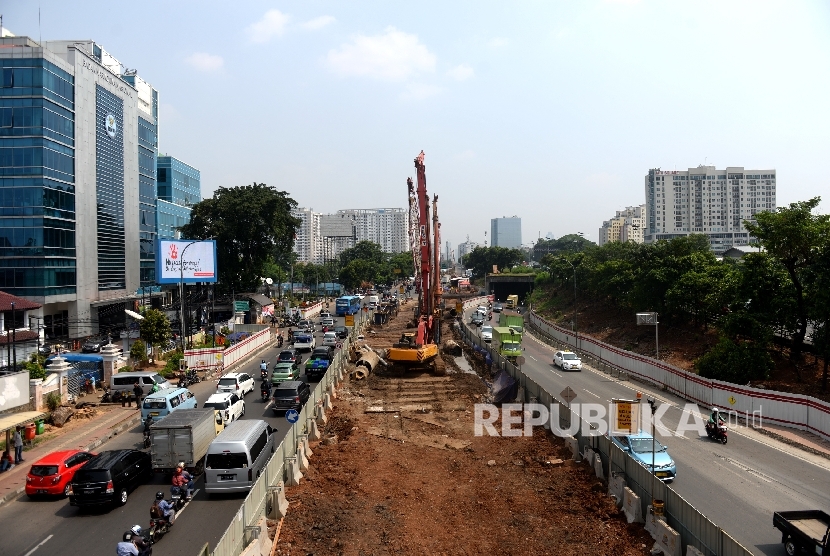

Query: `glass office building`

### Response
(156, 155, 199, 239)
(490, 217, 522, 248)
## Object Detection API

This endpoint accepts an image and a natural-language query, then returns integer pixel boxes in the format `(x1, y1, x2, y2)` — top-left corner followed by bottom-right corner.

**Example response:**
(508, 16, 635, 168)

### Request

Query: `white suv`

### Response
(216, 372, 255, 396)
(204, 392, 245, 422)
(553, 351, 582, 371)
(480, 325, 493, 343)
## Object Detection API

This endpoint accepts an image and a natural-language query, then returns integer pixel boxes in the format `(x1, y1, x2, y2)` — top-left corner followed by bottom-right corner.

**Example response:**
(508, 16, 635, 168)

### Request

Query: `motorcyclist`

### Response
(260, 360, 267, 373)
(171, 464, 194, 500)
(118, 525, 151, 556)
(708, 407, 726, 429)
(152, 491, 176, 524)
(260, 379, 272, 399)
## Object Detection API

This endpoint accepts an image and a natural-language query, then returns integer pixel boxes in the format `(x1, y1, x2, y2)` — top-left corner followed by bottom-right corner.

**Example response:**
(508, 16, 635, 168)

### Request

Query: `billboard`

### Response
(0, 371, 31, 411)
(156, 240, 218, 284)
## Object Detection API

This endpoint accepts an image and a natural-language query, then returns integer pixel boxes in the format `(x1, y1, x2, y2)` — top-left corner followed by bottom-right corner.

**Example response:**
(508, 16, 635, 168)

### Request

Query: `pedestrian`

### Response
(133, 382, 143, 409)
(13, 426, 24, 464)
(0, 450, 13, 472)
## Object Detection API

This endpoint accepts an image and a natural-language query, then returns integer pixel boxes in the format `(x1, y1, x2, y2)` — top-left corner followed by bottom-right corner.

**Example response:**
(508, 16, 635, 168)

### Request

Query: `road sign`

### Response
(336, 342, 342, 350)
(516, 356, 526, 366)
(344, 314, 355, 327)
(285, 409, 300, 424)
(234, 301, 249, 312)
(728, 396, 737, 405)
(610, 398, 641, 435)
(560, 386, 577, 404)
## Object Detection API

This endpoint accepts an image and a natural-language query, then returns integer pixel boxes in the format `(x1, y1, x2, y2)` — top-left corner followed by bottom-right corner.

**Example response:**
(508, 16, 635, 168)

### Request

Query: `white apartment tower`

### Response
(644, 166, 776, 254)
(291, 208, 322, 264)
(598, 205, 645, 246)
(337, 208, 408, 254)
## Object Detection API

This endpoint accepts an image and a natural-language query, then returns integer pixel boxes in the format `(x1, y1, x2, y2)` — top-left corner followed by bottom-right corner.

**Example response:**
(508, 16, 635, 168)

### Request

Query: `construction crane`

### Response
(387, 151, 445, 374)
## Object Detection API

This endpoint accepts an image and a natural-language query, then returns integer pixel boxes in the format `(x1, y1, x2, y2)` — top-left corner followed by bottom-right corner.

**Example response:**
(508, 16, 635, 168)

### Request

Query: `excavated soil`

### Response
(276, 299, 652, 555)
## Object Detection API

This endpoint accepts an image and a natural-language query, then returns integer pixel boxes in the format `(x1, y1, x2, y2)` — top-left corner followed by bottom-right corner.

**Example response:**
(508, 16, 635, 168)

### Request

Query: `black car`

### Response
(37, 345, 53, 357)
(333, 326, 348, 340)
(81, 338, 105, 353)
(68, 449, 152, 508)
(277, 349, 301, 369)
(272, 380, 310, 414)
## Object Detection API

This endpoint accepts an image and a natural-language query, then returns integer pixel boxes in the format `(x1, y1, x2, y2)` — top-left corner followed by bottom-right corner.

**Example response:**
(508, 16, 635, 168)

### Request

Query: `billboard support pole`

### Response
(179, 240, 204, 352)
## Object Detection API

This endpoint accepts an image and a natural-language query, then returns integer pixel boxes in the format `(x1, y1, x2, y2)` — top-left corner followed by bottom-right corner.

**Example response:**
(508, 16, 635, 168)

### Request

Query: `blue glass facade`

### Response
(157, 155, 200, 206)
(95, 84, 126, 291)
(0, 57, 77, 297)
(157, 199, 193, 239)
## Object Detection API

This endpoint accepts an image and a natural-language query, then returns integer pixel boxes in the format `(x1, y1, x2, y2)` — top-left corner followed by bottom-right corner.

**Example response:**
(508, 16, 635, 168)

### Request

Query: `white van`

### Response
(204, 420, 276, 494)
(368, 295, 380, 306)
(111, 371, 173, 396)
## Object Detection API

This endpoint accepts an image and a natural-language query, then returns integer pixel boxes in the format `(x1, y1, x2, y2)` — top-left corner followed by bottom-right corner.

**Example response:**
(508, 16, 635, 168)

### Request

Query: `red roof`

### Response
(0, 330, 39, 344)
(0, 291, 41, 312)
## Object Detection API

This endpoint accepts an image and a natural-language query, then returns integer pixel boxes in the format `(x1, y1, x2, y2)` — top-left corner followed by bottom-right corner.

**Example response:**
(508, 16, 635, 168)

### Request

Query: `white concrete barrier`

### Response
(297, 445, 309, 472)
(307, 417, 321, 441)
(608, 473, 625, 506)
(323, 393, 333, 411)
(655, 519, 681, 556)
(644, 505, 659, 538)
(285, 456, 303, 486)
(623, 487, 643, 523)
(316, 403, 328, 425)
(239, 516, 270, 556)
(686, 546, 705, 556)
(267, 481, 289, 519)
(565, 436, 580, 461)
(593, 454, 605, 480)
(583, 447, 596, 467)
(298, 433, 313, 459)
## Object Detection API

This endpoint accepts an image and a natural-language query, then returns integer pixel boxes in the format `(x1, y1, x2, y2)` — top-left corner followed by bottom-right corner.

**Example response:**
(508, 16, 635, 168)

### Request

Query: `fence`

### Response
(184, 326, 271, 372)
(200, 316, 361, 556)
(457, 300, 754, 556)
(527, 310, 830, 442)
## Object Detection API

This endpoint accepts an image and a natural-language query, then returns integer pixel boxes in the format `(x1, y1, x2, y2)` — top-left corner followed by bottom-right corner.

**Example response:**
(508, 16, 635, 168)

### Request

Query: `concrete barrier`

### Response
(565, 436, 580, 461)
(298, 433, 313, 459)
(239, 516, 270, 556)
(655, 519, 681, 556)
(623, 487, 643, 523)
(307, 417, 321, 441)
(296, 445, 309, 472)
(686, 546, 705, 556)
(267, 481, 289, 519)
(644, 505, 660, 537)
(327, 382, 336, 400)
(285, 456, 303, 486)
(593, 454, 604, 480)
(323, 392, 333, 411)
(316, 403, 328, 426)
(608, 473, 625, 507)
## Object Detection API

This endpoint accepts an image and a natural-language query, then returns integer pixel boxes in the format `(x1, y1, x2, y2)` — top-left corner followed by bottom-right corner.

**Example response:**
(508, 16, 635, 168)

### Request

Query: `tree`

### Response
(139, 309, 172, 363)
(179, 183, 301, 294)
(745, 197, 830, 360)
(695, 336, 773, 384)
(340, 241, 385, 269)
(464, 246, 525, 278)
(339, 259, 373, 290)
(130, 339, 149, 365)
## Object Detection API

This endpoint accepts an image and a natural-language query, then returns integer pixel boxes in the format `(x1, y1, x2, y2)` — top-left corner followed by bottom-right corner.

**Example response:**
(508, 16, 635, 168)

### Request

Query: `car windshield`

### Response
(206, 452, 248, 469)
(73, 469, 109, 483)
(218, 378, 238, 386)
(274, 366, 294, 373)
(143, 399, 167, 409)
(275, 388, 299, 397)
(296, 335, 312, 342)
(152, 374, 167, 384)
(563, 353, 579, 360)
(278, 352, 294, 360)
(629, 437, 666, 453)
(481, 327, 492, 334)
(30, 465, 59, 476)
(502, 342, 520, 350)
(204, 401, 229, 410)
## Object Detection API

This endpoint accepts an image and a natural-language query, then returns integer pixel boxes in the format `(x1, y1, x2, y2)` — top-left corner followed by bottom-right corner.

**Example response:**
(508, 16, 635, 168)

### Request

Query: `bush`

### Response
(695, 337, 774, 384)
(162, 351, 184, 377)
(46, 391, 61, 411)
(130, 339, 148, 363)
(26, 354, 47, 380)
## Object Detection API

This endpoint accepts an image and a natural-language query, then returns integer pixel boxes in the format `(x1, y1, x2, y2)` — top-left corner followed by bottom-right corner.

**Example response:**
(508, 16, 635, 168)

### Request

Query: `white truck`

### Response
(149, 408, 217, 474)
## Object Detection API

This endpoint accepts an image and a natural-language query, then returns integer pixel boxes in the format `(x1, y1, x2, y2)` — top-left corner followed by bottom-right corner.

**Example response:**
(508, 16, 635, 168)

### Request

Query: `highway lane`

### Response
(482, 308, 830, 555)
(2, 315, 349, 556)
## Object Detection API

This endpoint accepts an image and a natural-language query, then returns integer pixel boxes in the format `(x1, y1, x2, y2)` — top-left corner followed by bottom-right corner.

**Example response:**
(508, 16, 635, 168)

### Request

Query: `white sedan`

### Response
(480, 325, 493, 343)
(553, 351, 582, 371)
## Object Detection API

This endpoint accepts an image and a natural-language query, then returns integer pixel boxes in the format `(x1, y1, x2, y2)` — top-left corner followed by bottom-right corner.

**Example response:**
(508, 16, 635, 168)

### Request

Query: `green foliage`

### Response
(130, 339, 148, 363)
(695, 337, 773, 384)
(163, 351, 184, 377)
(139, 309, 172, 362)
(26, 353, 47, 380)
(464, 246, 526, 278)
(46, 391, 61, 412)
(333, 241, 414, 289)
(179, 183, 301, 294)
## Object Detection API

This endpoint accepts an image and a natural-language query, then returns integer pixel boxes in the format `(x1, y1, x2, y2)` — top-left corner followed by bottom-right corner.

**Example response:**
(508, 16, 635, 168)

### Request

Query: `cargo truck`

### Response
(499, 310, 524, 334)
(494, 326, 522, 360)
(505, 294, 519, 309)
(150, 408, 218, 474)
(773, 510, 829, 555)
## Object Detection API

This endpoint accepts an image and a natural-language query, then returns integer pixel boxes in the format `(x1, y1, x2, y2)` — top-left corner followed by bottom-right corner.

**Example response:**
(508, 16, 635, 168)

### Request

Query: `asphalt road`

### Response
(473, 307, 830, 556)
(1, 312, 354, 556)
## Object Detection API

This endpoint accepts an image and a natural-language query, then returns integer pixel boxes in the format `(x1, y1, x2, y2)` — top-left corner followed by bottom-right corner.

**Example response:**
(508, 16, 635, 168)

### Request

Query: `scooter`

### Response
(169, 486, 188, 510)
(705, 421, 728, 444)
(148, 516, 171, 543)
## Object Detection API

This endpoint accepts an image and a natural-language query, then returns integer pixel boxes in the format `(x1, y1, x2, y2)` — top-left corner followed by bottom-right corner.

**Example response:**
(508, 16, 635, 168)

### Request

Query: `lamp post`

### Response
(179, 238, 213, 352)
(560, 258, 577, 349)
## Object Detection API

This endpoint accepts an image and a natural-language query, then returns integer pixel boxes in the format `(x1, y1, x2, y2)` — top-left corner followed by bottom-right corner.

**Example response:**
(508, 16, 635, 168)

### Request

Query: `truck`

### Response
(773, 510, 829, 555)
(494, 326, 522, 360)
(149, 408, 217, 474)
(505, 294, 519, 309)
(499, 310, 524, 334)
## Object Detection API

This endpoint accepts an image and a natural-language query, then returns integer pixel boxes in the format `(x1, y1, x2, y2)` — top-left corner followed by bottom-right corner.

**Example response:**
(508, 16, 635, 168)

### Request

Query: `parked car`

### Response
(216, 372, 255, 397)
(610, 431, 676, 482)
(68, 449, 153, 507)
(277, 349, 301, 369)
(81, 338, 105, 353)
(271, 362, 300, 384)
(553, 351, 582, 371)
(26, 450, 96, 498)
(480, 325, 493, 343)
(203, 392, 245, 423)
(272, 380, 311, 414)
(333, 326, 348, 339)
(37, 345, 53, 357)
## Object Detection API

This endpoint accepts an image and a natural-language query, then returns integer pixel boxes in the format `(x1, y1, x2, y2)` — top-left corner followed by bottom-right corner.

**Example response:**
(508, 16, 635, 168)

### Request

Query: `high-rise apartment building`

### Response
(490, 217, 522, 248)
(338, 208, 408, 254)
(644, 166, 776, 254)
(457, 240, 479, 265)
(598, 205, 645, 246)
(292, 208, 322, 264)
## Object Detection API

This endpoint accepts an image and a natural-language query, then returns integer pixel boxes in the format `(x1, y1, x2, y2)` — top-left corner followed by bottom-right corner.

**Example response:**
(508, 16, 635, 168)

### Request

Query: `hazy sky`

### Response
(4, 1, 830, 250)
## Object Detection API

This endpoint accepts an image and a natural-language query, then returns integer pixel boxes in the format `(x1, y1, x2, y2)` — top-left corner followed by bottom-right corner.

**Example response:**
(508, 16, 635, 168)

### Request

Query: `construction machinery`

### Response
(387, 151, 445, 374)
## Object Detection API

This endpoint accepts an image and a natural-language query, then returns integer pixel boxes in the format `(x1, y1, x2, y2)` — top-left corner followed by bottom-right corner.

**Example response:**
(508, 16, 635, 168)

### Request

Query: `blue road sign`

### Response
(285, 409, 300, 424)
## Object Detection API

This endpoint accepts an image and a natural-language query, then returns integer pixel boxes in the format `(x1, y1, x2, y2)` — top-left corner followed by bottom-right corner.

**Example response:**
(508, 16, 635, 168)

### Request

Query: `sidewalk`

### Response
(0, 403, 141, 506)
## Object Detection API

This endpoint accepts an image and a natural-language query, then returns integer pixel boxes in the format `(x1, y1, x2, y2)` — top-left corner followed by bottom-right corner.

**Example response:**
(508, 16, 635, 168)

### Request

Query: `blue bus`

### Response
(335, 295, 362, 316)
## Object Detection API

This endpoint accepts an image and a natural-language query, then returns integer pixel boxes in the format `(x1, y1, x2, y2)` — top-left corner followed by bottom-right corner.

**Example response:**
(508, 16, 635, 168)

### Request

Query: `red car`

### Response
(26, 450, 96, 497)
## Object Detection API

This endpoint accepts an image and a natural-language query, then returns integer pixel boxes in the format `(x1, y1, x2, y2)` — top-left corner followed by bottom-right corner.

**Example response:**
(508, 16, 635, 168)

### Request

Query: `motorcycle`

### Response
(261, 385, 271, 402)
(148, 516, 171, 543)
(260, 367, 268, 381)
(170, 486, 188, 510)
(186, 369, 200, 385)
(705, 421, 728, 444)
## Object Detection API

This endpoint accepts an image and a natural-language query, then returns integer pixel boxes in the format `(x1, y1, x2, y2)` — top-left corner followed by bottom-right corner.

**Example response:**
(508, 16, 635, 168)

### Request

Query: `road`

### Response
(476, 307, 830, 556)
(2, 310, 357, 556)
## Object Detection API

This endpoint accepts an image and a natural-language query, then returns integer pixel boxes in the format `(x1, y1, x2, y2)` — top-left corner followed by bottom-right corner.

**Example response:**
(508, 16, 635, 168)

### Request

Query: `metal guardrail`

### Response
(457, 308, 753, 556)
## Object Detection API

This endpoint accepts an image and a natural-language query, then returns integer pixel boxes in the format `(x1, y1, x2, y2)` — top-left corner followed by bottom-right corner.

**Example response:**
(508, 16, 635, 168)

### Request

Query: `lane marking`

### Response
(23, 535, 52, 556)
(584, 389, 601, 399)
(529, 356, 538, 362)
(726, 459, 772, 483)
(551, 370, 562, 378)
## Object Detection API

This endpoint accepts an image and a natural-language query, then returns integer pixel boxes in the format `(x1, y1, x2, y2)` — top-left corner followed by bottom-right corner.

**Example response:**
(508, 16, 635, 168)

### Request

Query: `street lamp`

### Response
(179, 237, 213, 352)
(10, 301, 16, 370)
(560, 258, 577, 349)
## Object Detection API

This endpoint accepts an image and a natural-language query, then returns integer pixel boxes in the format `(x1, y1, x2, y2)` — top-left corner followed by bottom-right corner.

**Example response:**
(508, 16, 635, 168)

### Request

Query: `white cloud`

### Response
(184, 52, 224, 72)
(446, 64, 474, 81)
(246, 9, 290, 43)
(399, 83, 442, 101)
(302, 15, 335, 30)
(326, 26, 436, 81)
(489, 37, 509, 48)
